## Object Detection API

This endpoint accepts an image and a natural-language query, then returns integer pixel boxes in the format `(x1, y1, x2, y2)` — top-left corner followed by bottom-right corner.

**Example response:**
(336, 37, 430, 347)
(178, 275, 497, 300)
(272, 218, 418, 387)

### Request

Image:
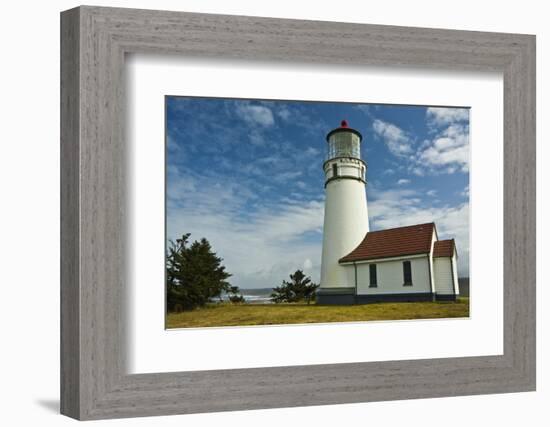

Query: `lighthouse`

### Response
(316, 120, 459, 305)
(318, 120, 370, 304)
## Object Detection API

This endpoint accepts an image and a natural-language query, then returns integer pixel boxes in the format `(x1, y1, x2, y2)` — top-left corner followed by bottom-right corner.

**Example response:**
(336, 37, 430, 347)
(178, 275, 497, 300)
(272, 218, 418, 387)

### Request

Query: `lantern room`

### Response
(326, 119, 362, 160)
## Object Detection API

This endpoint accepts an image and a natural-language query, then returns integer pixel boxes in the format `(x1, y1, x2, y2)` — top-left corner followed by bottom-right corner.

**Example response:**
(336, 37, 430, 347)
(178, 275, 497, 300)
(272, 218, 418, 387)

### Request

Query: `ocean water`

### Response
(220, 289, 273, 304)
(242, 294, 273, 304)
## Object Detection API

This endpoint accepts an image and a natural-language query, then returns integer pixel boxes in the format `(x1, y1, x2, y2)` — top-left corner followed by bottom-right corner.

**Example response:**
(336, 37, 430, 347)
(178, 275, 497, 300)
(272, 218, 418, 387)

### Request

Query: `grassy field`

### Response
(166, 298, 469, 328)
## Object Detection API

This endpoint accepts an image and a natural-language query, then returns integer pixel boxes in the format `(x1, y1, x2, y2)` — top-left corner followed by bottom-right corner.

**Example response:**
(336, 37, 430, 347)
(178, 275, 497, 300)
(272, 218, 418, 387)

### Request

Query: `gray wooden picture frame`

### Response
(60, 5, 536, 421)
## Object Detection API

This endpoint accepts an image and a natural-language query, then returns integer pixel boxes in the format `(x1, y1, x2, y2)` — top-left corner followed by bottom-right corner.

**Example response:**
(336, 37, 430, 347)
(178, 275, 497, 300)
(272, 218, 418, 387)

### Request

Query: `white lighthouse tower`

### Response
(318, 120, 369, 304)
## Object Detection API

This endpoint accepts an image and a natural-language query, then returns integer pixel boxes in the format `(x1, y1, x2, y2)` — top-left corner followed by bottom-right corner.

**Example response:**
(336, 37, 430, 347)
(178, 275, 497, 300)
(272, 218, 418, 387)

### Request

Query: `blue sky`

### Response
(166, 97, 470, 289)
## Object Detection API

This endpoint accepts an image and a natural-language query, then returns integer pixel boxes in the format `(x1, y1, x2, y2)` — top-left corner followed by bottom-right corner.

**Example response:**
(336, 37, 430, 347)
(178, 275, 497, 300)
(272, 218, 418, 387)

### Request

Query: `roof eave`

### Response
(339, 250, 430, 264)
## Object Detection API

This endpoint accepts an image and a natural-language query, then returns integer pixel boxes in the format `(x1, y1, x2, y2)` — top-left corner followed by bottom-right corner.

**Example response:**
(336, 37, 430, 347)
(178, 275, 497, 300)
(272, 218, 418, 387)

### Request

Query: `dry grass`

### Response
(166, 298, 469, 328)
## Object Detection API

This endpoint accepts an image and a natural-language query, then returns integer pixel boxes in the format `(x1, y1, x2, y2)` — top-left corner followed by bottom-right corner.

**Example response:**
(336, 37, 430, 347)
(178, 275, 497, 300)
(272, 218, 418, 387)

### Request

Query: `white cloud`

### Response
(256, 155, 280, 164)
(426, 107, 469, 127)
(305, 146, 320, 156)
(269, 103, 330, 137)
(355, 104, 377, 118)
(273, 171, 303, 183)
(167, 166, 323, 289)
(370, 109, 470, 176)
(277, 107, 291, 121)
(426, 189, 437, 197)
(372, 119, 413, 156)
(236, 104, 275, 127)
(397, 178, 410, 185)
(417, 123, 470, 173)
(249, 130, 267, 145)
(410, 167, 425, 176)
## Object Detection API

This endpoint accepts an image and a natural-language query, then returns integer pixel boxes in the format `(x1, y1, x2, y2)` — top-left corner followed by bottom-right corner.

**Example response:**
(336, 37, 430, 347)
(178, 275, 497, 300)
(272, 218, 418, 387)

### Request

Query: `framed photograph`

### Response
(163, 97, 471, 330)
(61, 6, 536, 420)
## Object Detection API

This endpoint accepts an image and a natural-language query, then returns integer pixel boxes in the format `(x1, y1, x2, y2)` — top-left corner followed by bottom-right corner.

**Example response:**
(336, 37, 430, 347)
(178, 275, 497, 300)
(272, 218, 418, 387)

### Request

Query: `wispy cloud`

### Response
(248, 130, 267, 146)
(355, 104, 379, 118)
(236, 103, 275, 127)
(427, 107, 469, 127)
(305, 146, 320, 156)
(397, 178, 410, 185)
(417, 123, 469, 173)
(460, 184, 470, 198)
(273, 171, 303, 183)
(277, 107, 291, 121)
(371, 108, 469, 175)
(372, 119, 414, 156)
(268, 102, 331, 137)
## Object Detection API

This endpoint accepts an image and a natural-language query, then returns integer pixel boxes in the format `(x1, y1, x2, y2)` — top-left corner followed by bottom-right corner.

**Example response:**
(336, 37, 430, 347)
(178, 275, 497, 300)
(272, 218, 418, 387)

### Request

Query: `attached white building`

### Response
(317, 121, 459, 305)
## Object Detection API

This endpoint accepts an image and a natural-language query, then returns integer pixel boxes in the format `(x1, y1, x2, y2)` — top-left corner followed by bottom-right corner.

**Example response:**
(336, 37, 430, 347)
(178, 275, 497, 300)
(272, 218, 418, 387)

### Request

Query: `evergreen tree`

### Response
(166, 233, 234, 311)
(271, 270, 319, 304)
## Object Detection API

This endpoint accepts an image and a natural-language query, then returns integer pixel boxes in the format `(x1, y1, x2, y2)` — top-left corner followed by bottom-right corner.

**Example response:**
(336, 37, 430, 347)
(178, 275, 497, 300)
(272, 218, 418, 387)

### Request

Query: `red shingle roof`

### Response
(339, 222, 435, 263)
(433, 239, 456, 258)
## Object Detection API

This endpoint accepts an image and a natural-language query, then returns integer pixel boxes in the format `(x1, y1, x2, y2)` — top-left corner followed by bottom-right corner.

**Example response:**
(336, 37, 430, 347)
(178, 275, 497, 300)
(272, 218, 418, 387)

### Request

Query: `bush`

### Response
(227, 285, 245, 303)
(271, 270, 319, 304)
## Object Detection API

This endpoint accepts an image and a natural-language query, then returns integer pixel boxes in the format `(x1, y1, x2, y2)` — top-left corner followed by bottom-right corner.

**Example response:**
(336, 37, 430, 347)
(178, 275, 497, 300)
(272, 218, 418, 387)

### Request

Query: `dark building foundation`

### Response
(316, 289, 457, 305)
(434, 294, 457, 302)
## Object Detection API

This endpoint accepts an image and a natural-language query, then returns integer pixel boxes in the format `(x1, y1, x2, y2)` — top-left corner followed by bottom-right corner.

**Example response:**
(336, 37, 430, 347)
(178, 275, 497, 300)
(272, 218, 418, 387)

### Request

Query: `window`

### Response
(327, 132, 360, 159)
(403, 260, 412, 286)
(369, 264, 377, 287)
(332, 163, 338, 177)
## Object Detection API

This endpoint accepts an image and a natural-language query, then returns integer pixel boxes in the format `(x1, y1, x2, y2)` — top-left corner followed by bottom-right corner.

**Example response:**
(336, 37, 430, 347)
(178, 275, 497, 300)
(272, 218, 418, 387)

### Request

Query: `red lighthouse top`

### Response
(340, 120, 349, 128)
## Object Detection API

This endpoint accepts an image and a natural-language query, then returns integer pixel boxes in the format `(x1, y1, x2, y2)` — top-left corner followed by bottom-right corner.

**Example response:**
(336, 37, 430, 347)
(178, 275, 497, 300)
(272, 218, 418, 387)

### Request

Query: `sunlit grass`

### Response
(166, 298, 469, 328)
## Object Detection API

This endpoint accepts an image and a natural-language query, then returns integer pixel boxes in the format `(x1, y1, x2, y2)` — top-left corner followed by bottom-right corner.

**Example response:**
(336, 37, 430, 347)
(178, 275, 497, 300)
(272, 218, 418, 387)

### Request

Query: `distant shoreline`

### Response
(230, 279, 470, 302)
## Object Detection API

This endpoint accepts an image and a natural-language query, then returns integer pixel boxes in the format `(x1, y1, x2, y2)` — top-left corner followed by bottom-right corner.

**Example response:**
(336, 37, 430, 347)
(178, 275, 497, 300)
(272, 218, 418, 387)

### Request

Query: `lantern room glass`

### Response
(327, 132, 361, 160)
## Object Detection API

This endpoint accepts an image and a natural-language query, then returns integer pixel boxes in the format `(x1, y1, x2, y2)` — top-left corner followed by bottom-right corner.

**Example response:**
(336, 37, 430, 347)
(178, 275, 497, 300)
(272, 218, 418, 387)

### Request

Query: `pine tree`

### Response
(271, 270, 319, 304)
(166, 233, 234, 311)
